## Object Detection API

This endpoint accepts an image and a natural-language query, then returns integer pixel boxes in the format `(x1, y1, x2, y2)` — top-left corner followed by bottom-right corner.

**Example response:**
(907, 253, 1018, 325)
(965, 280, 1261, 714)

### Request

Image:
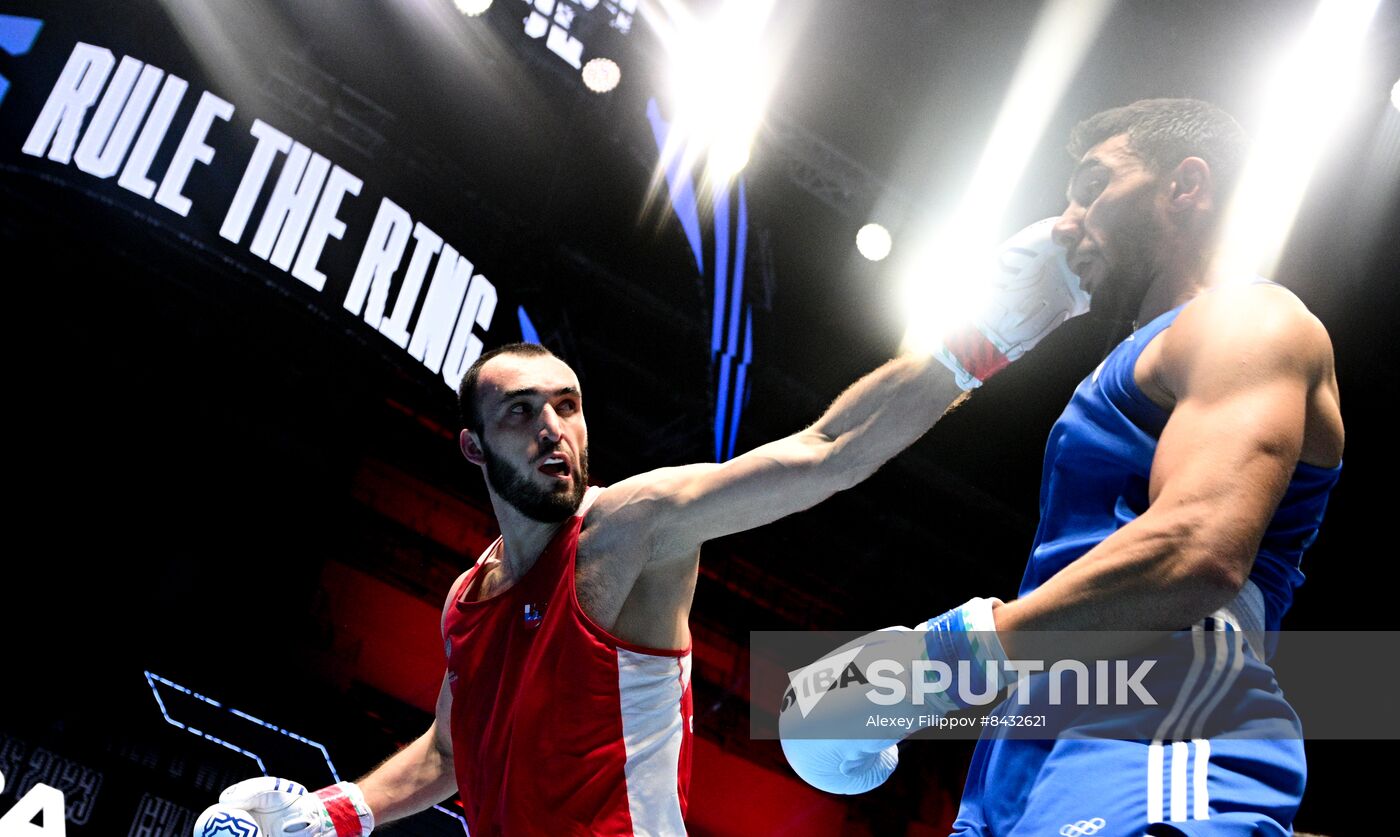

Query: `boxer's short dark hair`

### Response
(457, 342, 557, 432)
(1068, 98, 1249, 202)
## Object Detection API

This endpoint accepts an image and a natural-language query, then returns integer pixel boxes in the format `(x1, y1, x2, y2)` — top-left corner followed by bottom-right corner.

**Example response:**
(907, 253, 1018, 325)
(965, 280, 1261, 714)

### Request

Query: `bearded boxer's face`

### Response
(462, 353, 590, 522)
(1053, 134, 1165, 317)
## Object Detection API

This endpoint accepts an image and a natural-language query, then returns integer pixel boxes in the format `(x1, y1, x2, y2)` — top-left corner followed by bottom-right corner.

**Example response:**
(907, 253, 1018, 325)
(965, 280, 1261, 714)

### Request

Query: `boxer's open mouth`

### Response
(539, 457, 571, 479)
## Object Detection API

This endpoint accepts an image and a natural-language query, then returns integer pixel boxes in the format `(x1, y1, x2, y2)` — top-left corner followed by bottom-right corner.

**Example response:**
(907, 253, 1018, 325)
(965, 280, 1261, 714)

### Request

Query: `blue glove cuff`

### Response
(921, 597, 1009, 711)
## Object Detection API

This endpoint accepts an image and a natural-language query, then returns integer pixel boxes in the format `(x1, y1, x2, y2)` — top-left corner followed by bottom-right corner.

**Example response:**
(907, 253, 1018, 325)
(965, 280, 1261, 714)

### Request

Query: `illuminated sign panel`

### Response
(10, 36, 499, 392)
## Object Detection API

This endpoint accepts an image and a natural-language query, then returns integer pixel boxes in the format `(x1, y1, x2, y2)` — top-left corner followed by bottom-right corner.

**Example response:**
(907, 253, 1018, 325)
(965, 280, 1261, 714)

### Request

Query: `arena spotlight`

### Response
(642, 0, 781, 190)
(453, 0, 491, 16)
(582, 57, 621, 93)
(1220, 0, 1382, 280)
(954, 0, 1115, 233)
(856, 224, 893, 262)
(899, 0, 1113, 354)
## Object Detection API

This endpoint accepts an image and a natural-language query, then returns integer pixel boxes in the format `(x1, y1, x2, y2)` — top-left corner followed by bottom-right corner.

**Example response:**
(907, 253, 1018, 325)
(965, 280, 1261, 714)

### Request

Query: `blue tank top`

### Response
(1018, 280, 1342, 632)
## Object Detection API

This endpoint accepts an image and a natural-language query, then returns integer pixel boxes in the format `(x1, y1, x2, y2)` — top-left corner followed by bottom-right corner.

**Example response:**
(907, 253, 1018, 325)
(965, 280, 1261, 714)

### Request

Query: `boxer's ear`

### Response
(460, 428, 486, 465)
(1167, 157, 1213, 214)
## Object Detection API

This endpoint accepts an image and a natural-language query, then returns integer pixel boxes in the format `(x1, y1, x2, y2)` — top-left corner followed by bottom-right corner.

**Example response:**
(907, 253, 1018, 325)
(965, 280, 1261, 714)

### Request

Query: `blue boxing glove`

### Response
(779, 598, 1008, 795)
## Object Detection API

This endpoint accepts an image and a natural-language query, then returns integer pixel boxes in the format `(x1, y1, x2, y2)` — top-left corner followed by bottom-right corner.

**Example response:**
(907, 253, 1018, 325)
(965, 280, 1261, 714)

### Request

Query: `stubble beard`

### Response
(1092, 209, 1160, 328)
(480, 438, 590, 523)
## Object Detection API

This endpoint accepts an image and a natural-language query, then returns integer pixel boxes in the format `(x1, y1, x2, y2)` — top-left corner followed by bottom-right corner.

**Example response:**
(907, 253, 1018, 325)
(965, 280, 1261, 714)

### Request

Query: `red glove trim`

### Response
(945, 325, 1010, 383)
(316, 786, 362, 837)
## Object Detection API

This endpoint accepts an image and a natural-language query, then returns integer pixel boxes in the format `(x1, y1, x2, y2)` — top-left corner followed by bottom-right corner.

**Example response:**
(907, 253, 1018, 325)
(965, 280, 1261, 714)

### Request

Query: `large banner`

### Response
(1, 9, 506, 398)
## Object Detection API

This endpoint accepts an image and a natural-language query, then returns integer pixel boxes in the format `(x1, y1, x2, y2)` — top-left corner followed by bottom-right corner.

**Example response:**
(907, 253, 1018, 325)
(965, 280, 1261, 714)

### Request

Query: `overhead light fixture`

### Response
(643, 0, 781, 190)
(453, 0, 492, 17)
(582, 57, 621, 93)
(856, 224, 892, 262)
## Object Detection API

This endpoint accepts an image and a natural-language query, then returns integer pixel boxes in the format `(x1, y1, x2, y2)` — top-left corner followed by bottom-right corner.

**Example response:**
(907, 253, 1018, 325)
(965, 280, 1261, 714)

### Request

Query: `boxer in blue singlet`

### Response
(948, 100, 1344, 836)
(950, 281, 1341, 837)
(779, 98, 1344, 837)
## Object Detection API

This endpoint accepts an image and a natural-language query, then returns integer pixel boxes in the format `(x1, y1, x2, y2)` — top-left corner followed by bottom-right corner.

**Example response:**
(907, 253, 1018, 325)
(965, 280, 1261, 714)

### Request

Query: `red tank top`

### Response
(441, 488, 694, 835)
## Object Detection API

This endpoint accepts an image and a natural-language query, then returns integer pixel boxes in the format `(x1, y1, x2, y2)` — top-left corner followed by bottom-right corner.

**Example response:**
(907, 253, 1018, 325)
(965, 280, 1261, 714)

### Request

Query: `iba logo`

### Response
(0, 769, 67, 836)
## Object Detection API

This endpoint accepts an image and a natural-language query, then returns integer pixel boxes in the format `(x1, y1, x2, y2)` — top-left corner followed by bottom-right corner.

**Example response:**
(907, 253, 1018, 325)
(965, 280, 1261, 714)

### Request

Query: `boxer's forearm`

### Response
(602, 352, 965, 556)
(807, 352, 964, 486)
(990, 504, 1249, 661)
(356, 727, 458, 826)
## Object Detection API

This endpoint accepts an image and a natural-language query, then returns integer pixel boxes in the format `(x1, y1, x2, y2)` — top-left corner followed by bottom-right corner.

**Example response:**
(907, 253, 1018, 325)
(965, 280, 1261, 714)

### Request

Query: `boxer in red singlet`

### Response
(196, 216, 1089, 835)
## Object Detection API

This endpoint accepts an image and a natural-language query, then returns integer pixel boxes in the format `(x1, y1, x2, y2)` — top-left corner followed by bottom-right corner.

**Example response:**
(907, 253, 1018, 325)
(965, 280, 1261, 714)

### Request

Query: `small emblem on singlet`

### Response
(1060, 818, 1105, 836)
(524, 603, 545, 628)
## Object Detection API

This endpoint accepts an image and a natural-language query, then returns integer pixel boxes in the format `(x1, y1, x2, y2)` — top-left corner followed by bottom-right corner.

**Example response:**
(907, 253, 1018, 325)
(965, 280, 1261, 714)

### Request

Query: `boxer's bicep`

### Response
(1146, 299, 1322, 585)
(1148, 380, 1304, 580)
(432, 674, 454, 757)
(591, 431, 843, 559)
(434, 572, 468, 758)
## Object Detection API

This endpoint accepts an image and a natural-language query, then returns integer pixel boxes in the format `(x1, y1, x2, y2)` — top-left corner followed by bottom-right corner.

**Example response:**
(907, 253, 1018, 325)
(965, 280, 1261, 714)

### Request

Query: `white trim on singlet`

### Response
(617, 648, 691, 836)
(576, 484, 603, 517)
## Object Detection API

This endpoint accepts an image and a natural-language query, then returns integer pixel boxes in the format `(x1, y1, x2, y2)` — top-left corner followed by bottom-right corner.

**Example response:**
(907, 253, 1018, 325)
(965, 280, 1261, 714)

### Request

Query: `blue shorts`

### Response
(952, 616, 1305, 836)
(951, 736, 1305, 837)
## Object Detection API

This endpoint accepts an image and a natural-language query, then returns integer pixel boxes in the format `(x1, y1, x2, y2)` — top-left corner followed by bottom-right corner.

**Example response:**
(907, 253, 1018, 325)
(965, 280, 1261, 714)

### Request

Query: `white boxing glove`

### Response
(195, 777, 374, 837)
(192, 804, 263, 837)
(780, 601, 1010, 795)
(778, 625, 917, 795)
(934, 217, 1090, 389)
(780, 735, 901, 796)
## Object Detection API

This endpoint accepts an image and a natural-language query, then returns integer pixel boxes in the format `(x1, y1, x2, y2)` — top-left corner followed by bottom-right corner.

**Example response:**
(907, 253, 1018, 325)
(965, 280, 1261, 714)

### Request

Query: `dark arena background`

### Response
(2, 1, 1398, 835)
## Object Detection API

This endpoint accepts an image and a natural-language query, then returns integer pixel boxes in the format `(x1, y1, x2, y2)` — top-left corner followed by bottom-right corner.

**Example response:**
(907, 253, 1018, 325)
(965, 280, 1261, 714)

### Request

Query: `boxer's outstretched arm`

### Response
(591, 350, 964, 558)
(356, 675, 459, 825)
(588, 217, 1086, 560)
(994, 284, 1341, 659)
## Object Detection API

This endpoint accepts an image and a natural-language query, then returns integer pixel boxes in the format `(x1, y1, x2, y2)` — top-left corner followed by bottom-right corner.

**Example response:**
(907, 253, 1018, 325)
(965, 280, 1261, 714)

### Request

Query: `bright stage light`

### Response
(582, 57, 621, 93)
(707, 136, 751, 181)
(955, 0, 1115, 232)
(1391, 77, 1399, 112)
(453, 0, 491, 17)
(1220, 0, 1383, 280)
(898, 0, 1114, 353)
(642, 0, 781, 191)
(899, 240, 996, 357)
(856, 224, 892, 262)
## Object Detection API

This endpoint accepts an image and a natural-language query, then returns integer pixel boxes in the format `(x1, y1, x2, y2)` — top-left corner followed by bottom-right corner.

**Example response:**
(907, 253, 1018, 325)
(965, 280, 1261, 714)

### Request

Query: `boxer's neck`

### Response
(489, 499, 568, 582)
(1136, 231, 1220, 325)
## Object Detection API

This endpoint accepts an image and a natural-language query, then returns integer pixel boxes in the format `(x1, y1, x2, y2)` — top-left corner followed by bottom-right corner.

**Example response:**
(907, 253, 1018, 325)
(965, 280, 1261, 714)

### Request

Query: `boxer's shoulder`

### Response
(578, 465, 712, 549)
(1162, 281, 1333, 386)
(574, 473, 703, 643)
(1133, 281, 1334, 414)
(1180, 281, 1324, 342)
